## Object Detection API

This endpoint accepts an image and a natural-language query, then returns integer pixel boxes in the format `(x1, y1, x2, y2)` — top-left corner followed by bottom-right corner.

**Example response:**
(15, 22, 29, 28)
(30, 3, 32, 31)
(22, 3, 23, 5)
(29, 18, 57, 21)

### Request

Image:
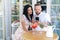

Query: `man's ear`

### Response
(41, 7, 42, 11)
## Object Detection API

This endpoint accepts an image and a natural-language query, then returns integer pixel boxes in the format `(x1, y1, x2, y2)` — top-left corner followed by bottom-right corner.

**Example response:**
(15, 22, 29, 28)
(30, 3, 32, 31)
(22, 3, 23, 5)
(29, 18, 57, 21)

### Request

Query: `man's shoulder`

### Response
(39, 12, 46, 16)
(41, 12, 50, 16)
(41, 12, 46, 14)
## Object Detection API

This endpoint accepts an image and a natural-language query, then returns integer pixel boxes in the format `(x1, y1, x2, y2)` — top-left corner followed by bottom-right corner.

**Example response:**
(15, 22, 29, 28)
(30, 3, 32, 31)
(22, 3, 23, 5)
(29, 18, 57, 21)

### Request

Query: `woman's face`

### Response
(27, 7, 32, 15)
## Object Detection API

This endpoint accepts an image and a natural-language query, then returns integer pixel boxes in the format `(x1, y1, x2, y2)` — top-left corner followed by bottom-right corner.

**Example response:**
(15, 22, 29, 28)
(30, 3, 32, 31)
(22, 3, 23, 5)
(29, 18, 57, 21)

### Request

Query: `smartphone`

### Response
(35, 17, 39, 21)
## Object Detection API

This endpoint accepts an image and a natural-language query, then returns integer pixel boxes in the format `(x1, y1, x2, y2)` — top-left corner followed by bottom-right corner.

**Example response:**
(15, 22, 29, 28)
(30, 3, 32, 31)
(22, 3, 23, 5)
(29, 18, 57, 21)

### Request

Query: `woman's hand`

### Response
(31, 22, 38, 29)
(36, 21, 40, 25)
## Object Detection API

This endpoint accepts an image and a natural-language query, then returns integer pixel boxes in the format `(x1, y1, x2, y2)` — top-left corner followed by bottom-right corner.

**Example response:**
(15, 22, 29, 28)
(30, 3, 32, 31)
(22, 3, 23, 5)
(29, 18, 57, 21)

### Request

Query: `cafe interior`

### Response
(0, 0, 60, 40)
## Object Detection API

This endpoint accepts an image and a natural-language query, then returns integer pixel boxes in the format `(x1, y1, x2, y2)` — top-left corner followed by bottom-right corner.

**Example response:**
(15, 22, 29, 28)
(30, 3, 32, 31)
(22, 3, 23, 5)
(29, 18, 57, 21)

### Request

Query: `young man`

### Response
(34, 4, 51, 26)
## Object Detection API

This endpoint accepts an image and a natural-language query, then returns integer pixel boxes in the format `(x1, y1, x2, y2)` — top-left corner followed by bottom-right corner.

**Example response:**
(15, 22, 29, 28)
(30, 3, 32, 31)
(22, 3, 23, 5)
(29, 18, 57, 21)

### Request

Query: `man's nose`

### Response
(36, 10, 38, 11)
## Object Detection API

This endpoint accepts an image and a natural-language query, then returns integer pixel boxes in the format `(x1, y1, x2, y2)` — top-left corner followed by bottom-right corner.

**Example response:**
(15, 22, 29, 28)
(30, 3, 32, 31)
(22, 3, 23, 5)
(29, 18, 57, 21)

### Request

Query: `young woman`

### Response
(20, 4, 33, 31)
(12, 5, 33, 40)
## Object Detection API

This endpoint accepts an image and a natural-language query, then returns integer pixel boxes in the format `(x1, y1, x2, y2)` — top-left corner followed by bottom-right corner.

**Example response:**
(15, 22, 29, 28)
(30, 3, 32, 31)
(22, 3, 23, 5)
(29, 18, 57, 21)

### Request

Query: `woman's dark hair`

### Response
(23, 4, 33, 22)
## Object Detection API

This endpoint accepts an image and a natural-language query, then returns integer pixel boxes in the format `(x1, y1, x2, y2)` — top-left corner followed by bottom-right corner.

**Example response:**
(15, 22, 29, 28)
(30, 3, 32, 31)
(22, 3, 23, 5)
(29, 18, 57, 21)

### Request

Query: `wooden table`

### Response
(22, 31, 59, 40)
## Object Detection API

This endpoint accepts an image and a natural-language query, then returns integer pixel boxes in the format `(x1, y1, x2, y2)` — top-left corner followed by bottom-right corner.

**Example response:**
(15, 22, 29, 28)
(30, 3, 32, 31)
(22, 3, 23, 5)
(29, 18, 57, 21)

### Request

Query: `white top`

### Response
(20, 15, 31, 30)
(34, 12, 51, 23)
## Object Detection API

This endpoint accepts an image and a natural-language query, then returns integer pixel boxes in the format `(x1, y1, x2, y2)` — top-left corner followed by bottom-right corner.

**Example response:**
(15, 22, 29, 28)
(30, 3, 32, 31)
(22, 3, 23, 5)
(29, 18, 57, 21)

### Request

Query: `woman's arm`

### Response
(20, 15, 28, 31)
(21, 21, 28, 31)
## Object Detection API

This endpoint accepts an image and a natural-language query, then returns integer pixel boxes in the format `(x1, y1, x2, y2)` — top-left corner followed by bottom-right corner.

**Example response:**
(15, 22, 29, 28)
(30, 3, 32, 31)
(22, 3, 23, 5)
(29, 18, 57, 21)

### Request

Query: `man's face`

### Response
(34, 6, 42, 15)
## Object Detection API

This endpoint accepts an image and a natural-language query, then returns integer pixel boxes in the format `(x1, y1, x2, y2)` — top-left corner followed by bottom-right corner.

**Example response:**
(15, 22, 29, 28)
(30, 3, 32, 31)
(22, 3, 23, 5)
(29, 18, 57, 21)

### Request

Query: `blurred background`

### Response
(0, 0, 60, 40)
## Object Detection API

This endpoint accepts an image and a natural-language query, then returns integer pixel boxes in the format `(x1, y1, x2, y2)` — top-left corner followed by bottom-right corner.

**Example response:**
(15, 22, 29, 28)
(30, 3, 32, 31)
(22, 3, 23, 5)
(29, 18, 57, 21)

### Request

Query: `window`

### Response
(0, 0, 4, 40)
(11, 0, 19, 22)
(51, 0, 60, 40)
(0, 17, 3, 40)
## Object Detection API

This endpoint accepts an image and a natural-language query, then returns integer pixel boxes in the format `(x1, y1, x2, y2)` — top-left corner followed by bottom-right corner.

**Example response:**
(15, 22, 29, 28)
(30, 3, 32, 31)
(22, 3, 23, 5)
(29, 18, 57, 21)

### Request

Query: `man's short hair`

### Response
(34, 3, 41, 6)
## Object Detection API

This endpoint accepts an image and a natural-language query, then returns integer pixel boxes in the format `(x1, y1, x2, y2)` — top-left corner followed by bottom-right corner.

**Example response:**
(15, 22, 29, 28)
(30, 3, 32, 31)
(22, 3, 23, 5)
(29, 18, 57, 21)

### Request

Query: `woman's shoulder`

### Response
(20, 14, 27, 22)
(20, 14, 26, 18)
